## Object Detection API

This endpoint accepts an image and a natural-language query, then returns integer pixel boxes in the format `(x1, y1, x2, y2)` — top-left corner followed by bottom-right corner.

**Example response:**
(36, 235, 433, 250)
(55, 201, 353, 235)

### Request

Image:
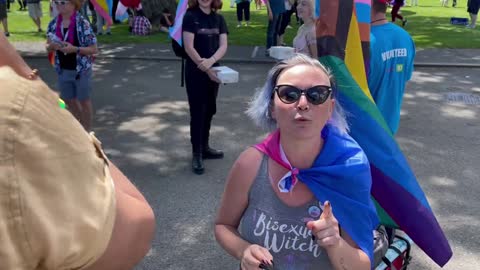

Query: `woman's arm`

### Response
(183, 31, 204, 66)
(198, 33, 228, 72)
(212, 33, 228, 62)
(214, 147, 261, 259)
(59, 43, 97, 56)
(327, 230, 370, 270)
(84, 162, 156, 270)
(308, 42, 318, 59)
(308, 203, 370, 270)
(306, 29, 317, 59)
(78, 44, 98, 56)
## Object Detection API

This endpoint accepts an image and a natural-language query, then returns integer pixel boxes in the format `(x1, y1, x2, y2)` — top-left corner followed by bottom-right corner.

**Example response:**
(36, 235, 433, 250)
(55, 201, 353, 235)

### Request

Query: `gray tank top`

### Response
(239, 155, 333, 270)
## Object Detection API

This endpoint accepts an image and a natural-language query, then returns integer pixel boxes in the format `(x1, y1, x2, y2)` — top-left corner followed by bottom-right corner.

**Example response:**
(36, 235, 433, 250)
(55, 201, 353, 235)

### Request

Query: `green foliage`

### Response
(3, 0, 480, 48)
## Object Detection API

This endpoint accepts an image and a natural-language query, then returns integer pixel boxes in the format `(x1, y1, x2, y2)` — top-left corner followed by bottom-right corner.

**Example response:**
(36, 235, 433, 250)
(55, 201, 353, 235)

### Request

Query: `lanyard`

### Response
(61, 27, 69, 42)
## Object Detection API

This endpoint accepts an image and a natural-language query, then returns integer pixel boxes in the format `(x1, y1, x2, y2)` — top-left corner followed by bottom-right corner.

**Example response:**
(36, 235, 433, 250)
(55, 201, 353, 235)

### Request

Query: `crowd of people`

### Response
(0, 0, 464, 269)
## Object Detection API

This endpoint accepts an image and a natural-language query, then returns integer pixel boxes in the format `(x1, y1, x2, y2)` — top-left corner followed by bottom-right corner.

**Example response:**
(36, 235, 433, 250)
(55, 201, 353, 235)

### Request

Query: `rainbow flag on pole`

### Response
(315, 0, 452, 267)
(90, 0, 113, 27)
(169, 0, 188, 46)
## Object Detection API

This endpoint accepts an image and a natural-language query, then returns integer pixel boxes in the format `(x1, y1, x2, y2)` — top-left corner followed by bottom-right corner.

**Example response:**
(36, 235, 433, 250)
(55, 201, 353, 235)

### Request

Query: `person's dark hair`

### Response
(162, 8, 170, 13)
(136, 9, 145, 17)
(189, 0, 223, 12)
(372, 0, 388, 13)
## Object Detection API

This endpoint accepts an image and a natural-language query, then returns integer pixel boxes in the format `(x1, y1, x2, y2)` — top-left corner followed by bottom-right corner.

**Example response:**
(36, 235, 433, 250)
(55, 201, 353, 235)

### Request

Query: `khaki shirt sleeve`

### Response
(0, 67, 116, 270)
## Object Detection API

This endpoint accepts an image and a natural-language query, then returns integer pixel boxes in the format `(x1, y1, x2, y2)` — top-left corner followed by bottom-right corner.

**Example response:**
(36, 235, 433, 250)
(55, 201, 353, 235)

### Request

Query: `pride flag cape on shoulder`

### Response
(255, 125, 379, 265)
(311, 0, 452, 267)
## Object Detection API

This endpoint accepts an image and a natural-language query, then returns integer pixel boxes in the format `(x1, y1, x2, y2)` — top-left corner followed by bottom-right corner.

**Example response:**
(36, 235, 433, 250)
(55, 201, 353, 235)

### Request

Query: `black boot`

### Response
(192, 153, 204, 175)
(203, 146, 224, 159)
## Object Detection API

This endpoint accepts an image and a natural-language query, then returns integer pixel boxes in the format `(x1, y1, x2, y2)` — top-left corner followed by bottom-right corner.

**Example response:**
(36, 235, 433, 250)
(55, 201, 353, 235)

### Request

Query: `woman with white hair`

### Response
(214, 54, 378, 270)
(292, 0, 317, 58)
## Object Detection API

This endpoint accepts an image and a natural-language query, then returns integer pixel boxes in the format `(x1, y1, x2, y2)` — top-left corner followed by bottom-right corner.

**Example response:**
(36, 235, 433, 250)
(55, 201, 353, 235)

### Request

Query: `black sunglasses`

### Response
(54, 0, 69, 5)
(274, 84, 332, 105)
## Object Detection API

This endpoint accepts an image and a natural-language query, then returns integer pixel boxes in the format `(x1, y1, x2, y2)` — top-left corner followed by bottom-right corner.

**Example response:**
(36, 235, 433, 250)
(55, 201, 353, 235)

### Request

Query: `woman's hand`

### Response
(46, 40, 63, 51)
(207, 69, 221, 83)
(197, 57, 215, 72)
(59, 42, 78, 54)
(306, 201, 341, 249)
(240, 244, 274, 270)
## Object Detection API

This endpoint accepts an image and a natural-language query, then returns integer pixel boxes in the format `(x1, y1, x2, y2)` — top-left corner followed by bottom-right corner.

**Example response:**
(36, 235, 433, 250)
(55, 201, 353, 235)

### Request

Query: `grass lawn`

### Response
(3, 0, 480, 48)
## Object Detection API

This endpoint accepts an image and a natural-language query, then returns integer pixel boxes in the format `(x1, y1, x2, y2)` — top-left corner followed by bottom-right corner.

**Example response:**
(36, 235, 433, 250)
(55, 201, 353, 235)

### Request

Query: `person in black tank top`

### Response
(57, 26, 79, 70)
(182, 0, 228, 175)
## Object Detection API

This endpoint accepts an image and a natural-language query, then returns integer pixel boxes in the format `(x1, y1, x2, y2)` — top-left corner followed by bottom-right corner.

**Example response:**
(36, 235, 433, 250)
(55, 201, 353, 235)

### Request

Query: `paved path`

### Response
(25, 56, 480, 270)
(14, 41, 480, 67)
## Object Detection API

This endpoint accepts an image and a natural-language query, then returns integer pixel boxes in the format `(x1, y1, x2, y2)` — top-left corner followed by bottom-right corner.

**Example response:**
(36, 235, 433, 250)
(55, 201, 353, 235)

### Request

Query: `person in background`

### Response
(18, 0, 27, 10)
(0, 0, 9, 37)
(50, 0, 59, 17)
(368, 0, 415, 134)
(182, 0, 228, 174)
(46, 0, 97, 131)
(466, 0, 480, 28)
(159, 7, 173, 33)
(215, 54, 378, 270)
(277, 0, 295, 46)
(235, 0, 250, 27)
(255, 0, 263, 9)
(95, 6, 111, 34)
(292, 0, 316, 58)
(0, 30, 155, 270)
(391, 0, 407, 27)
(265, 0, 285, 56)
(27, 0, 43, 32)
(132, 8, 151, 35)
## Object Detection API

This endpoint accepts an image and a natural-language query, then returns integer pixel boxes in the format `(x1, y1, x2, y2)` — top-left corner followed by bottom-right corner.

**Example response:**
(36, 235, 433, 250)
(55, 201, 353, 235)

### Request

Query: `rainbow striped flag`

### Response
(315, 0, 452, 267)
(169, 0, 188, 46)
(91, 0, 113, 27)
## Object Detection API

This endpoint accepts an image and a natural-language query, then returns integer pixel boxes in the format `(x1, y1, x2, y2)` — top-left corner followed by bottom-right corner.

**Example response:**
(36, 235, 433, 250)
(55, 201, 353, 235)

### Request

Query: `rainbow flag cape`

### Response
(91, 0, 113, 27)
(315, 0, 452, 267)
(169, 0, 188, 45)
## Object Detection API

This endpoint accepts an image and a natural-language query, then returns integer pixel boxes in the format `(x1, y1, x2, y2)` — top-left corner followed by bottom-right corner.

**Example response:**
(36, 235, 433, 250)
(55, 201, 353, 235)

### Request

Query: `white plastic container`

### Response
(211, 66, 239, 84)
(269, 46, 295, 60)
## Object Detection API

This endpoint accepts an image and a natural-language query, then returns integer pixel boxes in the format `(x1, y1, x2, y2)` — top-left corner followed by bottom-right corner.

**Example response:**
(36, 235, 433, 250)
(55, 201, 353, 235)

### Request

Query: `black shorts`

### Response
(468, 0, 480, 15)
(0, 2, 7, 20)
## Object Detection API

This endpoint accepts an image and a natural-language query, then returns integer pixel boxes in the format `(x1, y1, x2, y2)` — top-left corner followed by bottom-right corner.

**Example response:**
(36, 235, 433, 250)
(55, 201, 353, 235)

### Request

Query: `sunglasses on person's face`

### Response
(274, 84, 332, 105)
(54, 0, 69, 5)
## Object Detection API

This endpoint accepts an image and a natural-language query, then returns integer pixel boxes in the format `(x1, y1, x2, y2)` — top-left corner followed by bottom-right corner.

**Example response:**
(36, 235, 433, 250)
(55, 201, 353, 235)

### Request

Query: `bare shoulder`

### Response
(227, 147, 264, 189)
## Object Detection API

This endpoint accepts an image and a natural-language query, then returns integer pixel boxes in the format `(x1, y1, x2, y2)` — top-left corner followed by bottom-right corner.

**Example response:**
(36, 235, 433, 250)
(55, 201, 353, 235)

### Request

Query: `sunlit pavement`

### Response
(27, 58, 480, 270)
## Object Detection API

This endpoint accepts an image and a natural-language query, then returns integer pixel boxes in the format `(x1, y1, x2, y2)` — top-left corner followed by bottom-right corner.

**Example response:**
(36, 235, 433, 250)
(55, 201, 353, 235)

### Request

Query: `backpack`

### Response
(172, 39, 187, 58)
(171, 39, 186, 87)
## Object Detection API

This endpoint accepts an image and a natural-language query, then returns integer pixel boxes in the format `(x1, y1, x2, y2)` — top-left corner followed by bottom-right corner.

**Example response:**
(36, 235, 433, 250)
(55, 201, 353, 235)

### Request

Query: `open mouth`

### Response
(295, 116, 311, 122)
